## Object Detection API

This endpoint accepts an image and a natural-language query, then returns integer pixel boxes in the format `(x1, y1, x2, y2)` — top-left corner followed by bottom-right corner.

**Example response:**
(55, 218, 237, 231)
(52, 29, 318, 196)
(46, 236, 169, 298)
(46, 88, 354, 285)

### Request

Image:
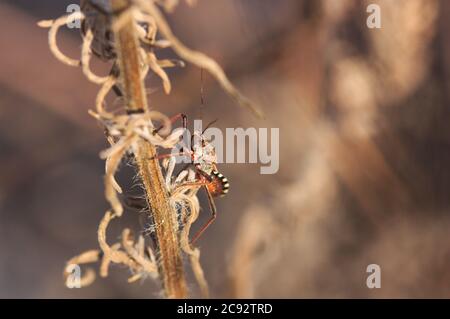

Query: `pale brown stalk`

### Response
(110, 0, 187, 298)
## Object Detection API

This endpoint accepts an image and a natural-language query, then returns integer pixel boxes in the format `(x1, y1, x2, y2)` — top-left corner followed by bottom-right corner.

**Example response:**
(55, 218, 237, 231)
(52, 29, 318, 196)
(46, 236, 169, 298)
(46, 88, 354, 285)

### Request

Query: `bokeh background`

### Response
(1, 0, 450, 298)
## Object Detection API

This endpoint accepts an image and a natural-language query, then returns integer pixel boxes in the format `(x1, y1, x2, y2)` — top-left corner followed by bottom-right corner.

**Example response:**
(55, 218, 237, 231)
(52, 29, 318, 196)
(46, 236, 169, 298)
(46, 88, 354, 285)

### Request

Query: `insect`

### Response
(80, 0, 123, 61)
(155, 113, 230, 244)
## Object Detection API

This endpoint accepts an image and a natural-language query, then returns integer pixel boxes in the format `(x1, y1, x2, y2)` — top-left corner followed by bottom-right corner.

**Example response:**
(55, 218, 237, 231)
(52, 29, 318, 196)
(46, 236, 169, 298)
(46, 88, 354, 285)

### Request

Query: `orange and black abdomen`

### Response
(206, 171, 230, 197)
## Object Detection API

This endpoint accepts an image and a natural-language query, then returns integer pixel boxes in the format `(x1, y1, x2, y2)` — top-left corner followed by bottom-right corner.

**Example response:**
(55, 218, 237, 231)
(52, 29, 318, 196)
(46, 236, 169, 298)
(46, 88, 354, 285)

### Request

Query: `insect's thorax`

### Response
(192, 142, 217, 175)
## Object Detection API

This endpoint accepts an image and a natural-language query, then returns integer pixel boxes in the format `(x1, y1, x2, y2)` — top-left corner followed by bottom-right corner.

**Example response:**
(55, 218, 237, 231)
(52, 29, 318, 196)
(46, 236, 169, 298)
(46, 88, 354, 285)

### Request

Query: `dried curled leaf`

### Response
(38, 12, 85, 66)
(137, 0, 264, 118)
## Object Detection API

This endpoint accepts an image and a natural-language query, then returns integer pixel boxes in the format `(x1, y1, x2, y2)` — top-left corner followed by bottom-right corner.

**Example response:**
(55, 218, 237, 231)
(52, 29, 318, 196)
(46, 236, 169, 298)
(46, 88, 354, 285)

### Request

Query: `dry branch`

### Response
(110, 0, 188, 298)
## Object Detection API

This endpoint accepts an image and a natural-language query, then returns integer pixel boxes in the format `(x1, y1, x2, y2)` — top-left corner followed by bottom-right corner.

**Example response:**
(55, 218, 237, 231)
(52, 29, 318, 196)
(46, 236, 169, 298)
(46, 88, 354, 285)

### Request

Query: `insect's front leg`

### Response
(150, 151, 191, 162)
(153, 113, 187, 135)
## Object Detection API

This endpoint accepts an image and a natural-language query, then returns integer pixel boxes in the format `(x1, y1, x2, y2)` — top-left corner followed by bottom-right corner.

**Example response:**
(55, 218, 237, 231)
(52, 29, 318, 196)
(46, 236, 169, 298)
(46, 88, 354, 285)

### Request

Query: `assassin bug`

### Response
(124, 113, 229, 244)
(124, 70, 227, 244)
(157, 69, 228, 244)
(152, 113, 229, 244)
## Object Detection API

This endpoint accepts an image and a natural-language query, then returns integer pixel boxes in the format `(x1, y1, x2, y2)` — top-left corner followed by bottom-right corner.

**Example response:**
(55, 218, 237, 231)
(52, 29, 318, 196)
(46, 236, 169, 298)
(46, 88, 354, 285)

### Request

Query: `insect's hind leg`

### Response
(190, 185, 217, 245)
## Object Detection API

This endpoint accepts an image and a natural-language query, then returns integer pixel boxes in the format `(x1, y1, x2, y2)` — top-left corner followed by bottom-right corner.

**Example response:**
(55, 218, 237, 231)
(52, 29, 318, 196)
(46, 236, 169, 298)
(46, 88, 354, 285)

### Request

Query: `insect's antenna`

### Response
(202, 119, 218, 134)
(200, 67, 205, 120)
(193, 68, 205, 147)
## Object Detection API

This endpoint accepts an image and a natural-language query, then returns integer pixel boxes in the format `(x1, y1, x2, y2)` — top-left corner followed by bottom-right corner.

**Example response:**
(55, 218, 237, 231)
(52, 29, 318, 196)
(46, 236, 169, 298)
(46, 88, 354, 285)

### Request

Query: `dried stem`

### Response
(110, 0, 187, 298)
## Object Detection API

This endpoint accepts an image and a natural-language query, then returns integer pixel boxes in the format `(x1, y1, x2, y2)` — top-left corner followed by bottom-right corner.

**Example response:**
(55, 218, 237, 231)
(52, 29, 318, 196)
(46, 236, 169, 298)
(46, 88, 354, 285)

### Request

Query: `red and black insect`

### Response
(153, 112, 229, 244)
(127, 70, 227, 243)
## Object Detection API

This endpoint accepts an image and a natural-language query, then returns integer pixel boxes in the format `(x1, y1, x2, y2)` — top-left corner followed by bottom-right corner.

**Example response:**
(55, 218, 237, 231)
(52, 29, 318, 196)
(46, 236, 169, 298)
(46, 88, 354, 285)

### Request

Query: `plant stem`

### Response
(110, 0, 187, 298)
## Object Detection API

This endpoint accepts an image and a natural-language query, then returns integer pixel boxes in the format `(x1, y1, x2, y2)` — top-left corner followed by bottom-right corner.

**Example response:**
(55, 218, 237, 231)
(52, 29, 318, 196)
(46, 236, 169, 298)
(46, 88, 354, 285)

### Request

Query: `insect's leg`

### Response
(150, 151, 190, 161)
(174, 180, 209, 191)
(202, 119, 218, 134)
(153, 113, 187, 135)
(190, 186, 217, 245)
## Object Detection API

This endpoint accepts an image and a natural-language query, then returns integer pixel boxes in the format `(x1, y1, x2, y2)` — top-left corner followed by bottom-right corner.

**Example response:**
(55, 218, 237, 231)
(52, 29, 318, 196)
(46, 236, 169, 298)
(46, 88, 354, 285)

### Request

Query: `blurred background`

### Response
(1, 0, 450, 298)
